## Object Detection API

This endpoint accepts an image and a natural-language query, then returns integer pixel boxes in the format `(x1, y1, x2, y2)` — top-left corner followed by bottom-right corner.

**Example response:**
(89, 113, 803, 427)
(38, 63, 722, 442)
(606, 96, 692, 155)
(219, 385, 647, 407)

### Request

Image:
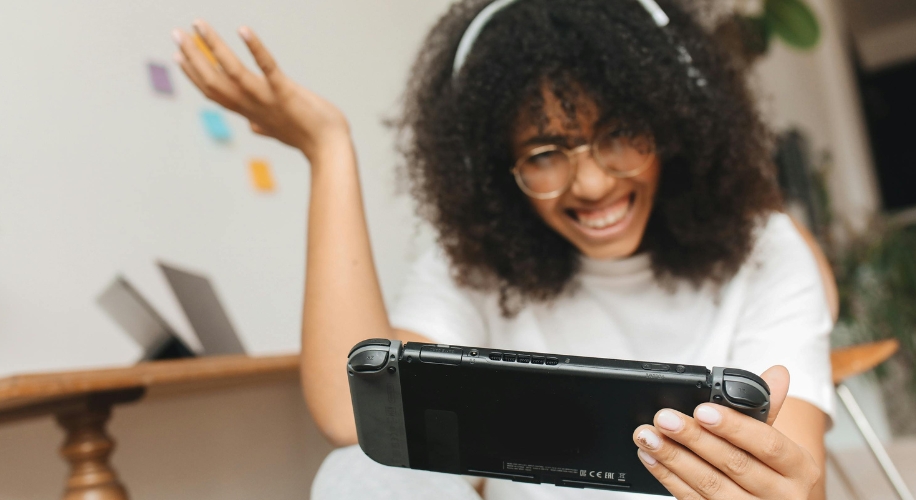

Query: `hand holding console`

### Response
(347, 339, 774, 495)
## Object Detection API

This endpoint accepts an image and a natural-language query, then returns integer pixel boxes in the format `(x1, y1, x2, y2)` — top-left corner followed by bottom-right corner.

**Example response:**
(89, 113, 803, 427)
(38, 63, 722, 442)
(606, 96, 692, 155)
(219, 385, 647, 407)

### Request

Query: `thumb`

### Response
(761, 365, 790, 426)
(250, 121, 267, 136)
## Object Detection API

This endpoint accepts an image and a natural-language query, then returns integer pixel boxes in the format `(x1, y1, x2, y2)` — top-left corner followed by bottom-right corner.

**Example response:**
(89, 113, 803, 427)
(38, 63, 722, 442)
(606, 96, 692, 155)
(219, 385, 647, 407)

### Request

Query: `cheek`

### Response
(530, 199, 561, 224)
(636, 162, 661, 203)
(530, 199, 577, 238)
(650, 160, 661, 186)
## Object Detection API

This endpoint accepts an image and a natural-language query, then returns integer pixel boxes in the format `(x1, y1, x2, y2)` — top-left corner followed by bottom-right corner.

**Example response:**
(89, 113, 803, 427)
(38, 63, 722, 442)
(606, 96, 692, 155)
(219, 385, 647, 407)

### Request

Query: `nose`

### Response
(569, 151, 617, 201)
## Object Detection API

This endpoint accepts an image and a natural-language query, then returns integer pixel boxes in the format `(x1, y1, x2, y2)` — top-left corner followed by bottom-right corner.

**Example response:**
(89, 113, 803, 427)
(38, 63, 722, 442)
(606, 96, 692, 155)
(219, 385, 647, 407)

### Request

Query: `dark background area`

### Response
(857, 59, 916, 211)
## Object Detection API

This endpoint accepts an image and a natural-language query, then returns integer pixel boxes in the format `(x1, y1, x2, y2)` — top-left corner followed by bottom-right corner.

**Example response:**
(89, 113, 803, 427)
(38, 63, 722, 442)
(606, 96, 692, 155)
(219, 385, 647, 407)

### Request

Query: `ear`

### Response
(761, 365, 790, 426)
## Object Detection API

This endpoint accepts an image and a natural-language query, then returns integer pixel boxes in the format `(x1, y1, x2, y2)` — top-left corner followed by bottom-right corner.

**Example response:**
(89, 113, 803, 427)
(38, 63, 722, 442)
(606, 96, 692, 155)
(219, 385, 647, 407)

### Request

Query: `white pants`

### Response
(311, 445, 654, 500)
(311, 445, 482, 500)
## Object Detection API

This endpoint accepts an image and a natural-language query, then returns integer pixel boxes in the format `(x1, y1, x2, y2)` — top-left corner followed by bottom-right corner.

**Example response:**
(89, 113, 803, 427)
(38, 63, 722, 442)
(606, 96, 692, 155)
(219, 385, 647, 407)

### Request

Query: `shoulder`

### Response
(396, 246, 466, 303)
(732, 212, 829, 313)
(390, 246, 493, 346)
(743, 212, 819, 280)
(754, 212, 807, 255)
(729, 212, 836, 419)
(403, 246, 485, 294)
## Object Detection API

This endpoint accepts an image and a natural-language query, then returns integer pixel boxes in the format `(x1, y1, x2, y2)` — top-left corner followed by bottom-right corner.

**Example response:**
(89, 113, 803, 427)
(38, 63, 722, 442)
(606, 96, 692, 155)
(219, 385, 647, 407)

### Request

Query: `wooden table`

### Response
(0, 354, 300, 500)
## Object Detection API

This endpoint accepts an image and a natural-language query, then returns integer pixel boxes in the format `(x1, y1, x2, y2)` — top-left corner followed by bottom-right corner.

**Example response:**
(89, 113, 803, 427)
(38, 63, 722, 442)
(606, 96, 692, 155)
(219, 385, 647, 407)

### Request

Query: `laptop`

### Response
(97, 276, 195, 360)
(158, 262, 247, 356)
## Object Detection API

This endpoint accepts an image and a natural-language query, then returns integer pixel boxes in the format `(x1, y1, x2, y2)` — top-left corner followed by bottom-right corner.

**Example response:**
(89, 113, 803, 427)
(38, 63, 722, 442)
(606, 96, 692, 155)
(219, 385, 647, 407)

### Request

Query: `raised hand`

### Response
(633, 366, 822, 499)
(172, 20, 350, 162)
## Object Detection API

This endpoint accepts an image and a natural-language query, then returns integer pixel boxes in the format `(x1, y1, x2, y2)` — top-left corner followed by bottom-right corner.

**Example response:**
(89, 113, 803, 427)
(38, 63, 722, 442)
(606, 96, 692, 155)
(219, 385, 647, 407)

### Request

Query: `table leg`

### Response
(57, 405, 127, 500)
(54, 389, 143, 500)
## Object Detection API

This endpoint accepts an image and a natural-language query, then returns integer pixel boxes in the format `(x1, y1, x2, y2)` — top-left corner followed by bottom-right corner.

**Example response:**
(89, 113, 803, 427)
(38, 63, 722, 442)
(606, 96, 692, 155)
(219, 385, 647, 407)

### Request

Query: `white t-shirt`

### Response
(389, 212, 834, 500)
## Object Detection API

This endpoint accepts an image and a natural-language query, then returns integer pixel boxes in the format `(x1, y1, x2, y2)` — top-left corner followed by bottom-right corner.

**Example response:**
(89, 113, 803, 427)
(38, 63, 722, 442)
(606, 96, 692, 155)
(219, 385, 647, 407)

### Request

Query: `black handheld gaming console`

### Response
(347, 339, 770, 496)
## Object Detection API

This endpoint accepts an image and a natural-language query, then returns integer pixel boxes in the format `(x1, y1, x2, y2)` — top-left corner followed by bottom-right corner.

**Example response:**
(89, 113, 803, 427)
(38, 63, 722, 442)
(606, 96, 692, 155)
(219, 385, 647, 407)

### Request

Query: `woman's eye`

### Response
(603, 128, 629, 139)
(529, 151, 562, 168)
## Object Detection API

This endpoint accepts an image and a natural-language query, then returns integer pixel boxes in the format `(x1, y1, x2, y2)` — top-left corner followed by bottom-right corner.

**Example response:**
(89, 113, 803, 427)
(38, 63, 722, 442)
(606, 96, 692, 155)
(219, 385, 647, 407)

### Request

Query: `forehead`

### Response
(514, 83, 601, 142)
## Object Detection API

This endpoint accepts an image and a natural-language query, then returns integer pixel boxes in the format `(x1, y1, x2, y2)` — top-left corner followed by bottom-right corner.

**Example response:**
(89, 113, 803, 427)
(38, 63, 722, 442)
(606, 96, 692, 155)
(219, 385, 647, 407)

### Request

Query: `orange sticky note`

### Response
(249, 159, 275, 192)
(193, 33, 218, 67)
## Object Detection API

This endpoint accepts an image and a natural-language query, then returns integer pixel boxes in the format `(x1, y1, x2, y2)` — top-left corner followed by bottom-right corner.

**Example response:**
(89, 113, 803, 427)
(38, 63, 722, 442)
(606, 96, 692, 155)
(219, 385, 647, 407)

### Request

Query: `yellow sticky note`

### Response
(193, 33, 218, 67)
(249, 159, 275, 192)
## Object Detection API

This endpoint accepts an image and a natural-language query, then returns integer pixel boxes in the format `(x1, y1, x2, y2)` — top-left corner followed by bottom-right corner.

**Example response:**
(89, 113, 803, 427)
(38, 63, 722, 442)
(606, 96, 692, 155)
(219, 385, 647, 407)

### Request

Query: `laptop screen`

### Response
(158, 262, 247, 356)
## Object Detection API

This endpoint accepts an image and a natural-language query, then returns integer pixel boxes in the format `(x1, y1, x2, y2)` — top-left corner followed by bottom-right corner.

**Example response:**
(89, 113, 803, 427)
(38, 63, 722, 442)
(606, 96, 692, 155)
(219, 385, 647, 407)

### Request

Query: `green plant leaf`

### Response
(765, 0, 821, 49)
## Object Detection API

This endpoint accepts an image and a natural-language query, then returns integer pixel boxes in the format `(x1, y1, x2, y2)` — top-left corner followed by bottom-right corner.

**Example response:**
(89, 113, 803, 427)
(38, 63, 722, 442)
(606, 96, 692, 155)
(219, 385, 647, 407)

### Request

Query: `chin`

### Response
(576, 237, 643, 260)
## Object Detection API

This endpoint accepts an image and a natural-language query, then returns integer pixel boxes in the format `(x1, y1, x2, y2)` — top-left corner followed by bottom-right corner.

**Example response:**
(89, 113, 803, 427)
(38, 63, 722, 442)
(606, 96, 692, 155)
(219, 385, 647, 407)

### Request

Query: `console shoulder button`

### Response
(723, 368, 770, 394)
(348, 338, 391, 358)
(349, 349, 389, 372)
(723, 380, 768, 407)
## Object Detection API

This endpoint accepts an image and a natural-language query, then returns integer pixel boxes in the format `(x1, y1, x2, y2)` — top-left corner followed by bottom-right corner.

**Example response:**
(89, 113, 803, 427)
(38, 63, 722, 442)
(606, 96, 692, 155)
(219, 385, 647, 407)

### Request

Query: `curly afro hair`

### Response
(393, 0, 782, 316)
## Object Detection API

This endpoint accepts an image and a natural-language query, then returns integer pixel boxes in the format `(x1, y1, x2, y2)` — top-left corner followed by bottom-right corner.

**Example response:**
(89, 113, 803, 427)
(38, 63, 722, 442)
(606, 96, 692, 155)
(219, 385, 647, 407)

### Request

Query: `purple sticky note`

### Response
(148, 62, 173, 94)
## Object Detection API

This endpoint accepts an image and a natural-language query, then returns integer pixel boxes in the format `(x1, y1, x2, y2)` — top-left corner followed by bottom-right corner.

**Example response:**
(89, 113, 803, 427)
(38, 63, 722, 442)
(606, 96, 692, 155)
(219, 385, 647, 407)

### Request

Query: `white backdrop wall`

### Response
(0, 0, 449, 375)
(0, 1, 449, 498)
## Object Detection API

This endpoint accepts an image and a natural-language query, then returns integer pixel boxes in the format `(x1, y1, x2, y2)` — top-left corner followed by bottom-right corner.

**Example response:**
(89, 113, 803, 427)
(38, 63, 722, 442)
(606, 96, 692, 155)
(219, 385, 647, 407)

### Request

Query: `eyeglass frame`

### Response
(510, 131, 656, 200)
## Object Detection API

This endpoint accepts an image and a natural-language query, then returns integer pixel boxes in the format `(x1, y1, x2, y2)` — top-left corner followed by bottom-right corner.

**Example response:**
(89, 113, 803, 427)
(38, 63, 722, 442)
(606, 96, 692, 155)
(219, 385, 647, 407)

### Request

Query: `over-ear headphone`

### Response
(451, 0, 707, 88)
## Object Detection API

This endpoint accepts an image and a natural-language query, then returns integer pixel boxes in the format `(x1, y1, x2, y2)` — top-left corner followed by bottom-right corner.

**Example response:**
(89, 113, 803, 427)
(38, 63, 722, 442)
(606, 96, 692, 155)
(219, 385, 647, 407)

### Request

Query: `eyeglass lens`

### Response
(516, 131, 653, 196)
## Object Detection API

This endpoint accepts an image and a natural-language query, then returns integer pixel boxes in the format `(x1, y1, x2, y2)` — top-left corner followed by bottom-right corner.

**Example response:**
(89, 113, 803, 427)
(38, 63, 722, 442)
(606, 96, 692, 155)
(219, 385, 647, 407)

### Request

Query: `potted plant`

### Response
(834, 219, 916, 436)
(780, 137, 916, 437)
(708, 0, 821, 65)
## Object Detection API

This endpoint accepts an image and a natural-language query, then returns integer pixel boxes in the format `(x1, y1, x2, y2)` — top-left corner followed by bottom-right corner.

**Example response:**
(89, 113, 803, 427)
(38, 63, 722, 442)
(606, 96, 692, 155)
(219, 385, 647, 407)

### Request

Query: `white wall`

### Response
(0, 0, 447, 498)
(751, 0, 881, 234)
(0, 0, 447, 377)
(842, 0, 916, 70)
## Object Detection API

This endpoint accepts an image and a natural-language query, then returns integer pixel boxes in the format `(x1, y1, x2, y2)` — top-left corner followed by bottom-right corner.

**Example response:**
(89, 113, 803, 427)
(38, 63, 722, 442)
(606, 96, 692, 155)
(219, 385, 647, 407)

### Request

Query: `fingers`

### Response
(694, 403, 814, 478)
(173, 28, 246, 110)
(173, 51, 205, 92)
(653, 409, 782, 496)
(760, 365, 790, 425)
(237, 26, 286, 90)
(191, 20, 272, 104)
(637, 450, 710, 500)
(634, 425, 752, 500)
(249, 121, 267, 136)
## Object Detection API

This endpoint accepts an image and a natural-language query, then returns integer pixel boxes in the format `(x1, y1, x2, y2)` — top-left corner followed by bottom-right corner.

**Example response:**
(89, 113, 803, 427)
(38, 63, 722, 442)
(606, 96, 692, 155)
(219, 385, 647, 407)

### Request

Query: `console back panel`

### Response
(397, 344, 710, 495)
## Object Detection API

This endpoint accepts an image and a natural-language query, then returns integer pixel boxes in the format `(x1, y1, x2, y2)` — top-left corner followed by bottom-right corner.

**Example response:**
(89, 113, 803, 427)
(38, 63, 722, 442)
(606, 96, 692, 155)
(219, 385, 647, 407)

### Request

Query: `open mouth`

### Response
(565, 192, 636, 231)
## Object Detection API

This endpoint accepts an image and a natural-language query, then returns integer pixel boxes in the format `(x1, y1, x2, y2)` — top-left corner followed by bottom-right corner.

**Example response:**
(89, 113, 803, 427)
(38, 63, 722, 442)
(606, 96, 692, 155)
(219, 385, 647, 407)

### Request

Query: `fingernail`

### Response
(657, 410, 683, 431)
(193, 20, 205, 35)
(696, 405, 721, 425)
(172, 29, 183, 44)
(173, 52, 184, 64)
(638, 449, 657, 465)
(238, 26, 251, 41)
(636, 429, 661, 450)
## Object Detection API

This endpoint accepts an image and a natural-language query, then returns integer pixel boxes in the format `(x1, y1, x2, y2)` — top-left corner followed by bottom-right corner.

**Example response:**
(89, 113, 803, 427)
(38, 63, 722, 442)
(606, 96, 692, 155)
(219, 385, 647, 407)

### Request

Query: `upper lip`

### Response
(564, 193, 634, 214)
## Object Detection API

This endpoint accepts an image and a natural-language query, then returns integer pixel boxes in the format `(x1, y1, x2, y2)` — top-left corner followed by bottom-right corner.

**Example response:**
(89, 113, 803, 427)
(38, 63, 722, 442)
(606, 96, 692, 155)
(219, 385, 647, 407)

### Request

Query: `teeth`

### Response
(576, 200, 630, 229)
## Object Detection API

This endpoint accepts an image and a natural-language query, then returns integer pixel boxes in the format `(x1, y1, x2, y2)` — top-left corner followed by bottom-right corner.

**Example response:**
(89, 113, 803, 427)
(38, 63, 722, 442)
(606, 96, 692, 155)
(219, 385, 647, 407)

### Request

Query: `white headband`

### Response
(452, 0, 704, 88)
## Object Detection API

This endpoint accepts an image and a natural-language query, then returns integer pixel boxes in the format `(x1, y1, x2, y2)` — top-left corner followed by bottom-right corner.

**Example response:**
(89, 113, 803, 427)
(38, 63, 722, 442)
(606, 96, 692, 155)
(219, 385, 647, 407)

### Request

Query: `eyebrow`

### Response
(518, 134, 580, 149)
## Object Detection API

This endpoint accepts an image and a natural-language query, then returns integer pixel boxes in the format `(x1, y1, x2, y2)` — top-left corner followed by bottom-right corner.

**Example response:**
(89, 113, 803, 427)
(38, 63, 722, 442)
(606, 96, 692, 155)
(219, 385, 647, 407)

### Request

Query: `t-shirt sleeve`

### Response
(731, 213, 835, 422)
(389, 247, 489, 347)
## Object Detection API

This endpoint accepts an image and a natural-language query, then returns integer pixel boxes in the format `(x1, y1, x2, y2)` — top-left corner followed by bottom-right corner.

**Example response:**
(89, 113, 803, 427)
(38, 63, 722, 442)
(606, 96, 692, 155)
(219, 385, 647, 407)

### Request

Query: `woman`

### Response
(172, 0, 833, 498)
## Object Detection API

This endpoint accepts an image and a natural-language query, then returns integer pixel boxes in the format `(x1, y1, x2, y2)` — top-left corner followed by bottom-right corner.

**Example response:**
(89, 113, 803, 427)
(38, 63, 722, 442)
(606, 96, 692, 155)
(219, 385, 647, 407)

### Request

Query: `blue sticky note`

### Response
(200, 109, 232, 142)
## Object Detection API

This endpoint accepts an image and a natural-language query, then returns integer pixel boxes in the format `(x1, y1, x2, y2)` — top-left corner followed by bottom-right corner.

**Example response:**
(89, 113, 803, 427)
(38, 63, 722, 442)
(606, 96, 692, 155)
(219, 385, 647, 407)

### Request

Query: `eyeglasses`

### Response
(511, 129, 656, 200)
